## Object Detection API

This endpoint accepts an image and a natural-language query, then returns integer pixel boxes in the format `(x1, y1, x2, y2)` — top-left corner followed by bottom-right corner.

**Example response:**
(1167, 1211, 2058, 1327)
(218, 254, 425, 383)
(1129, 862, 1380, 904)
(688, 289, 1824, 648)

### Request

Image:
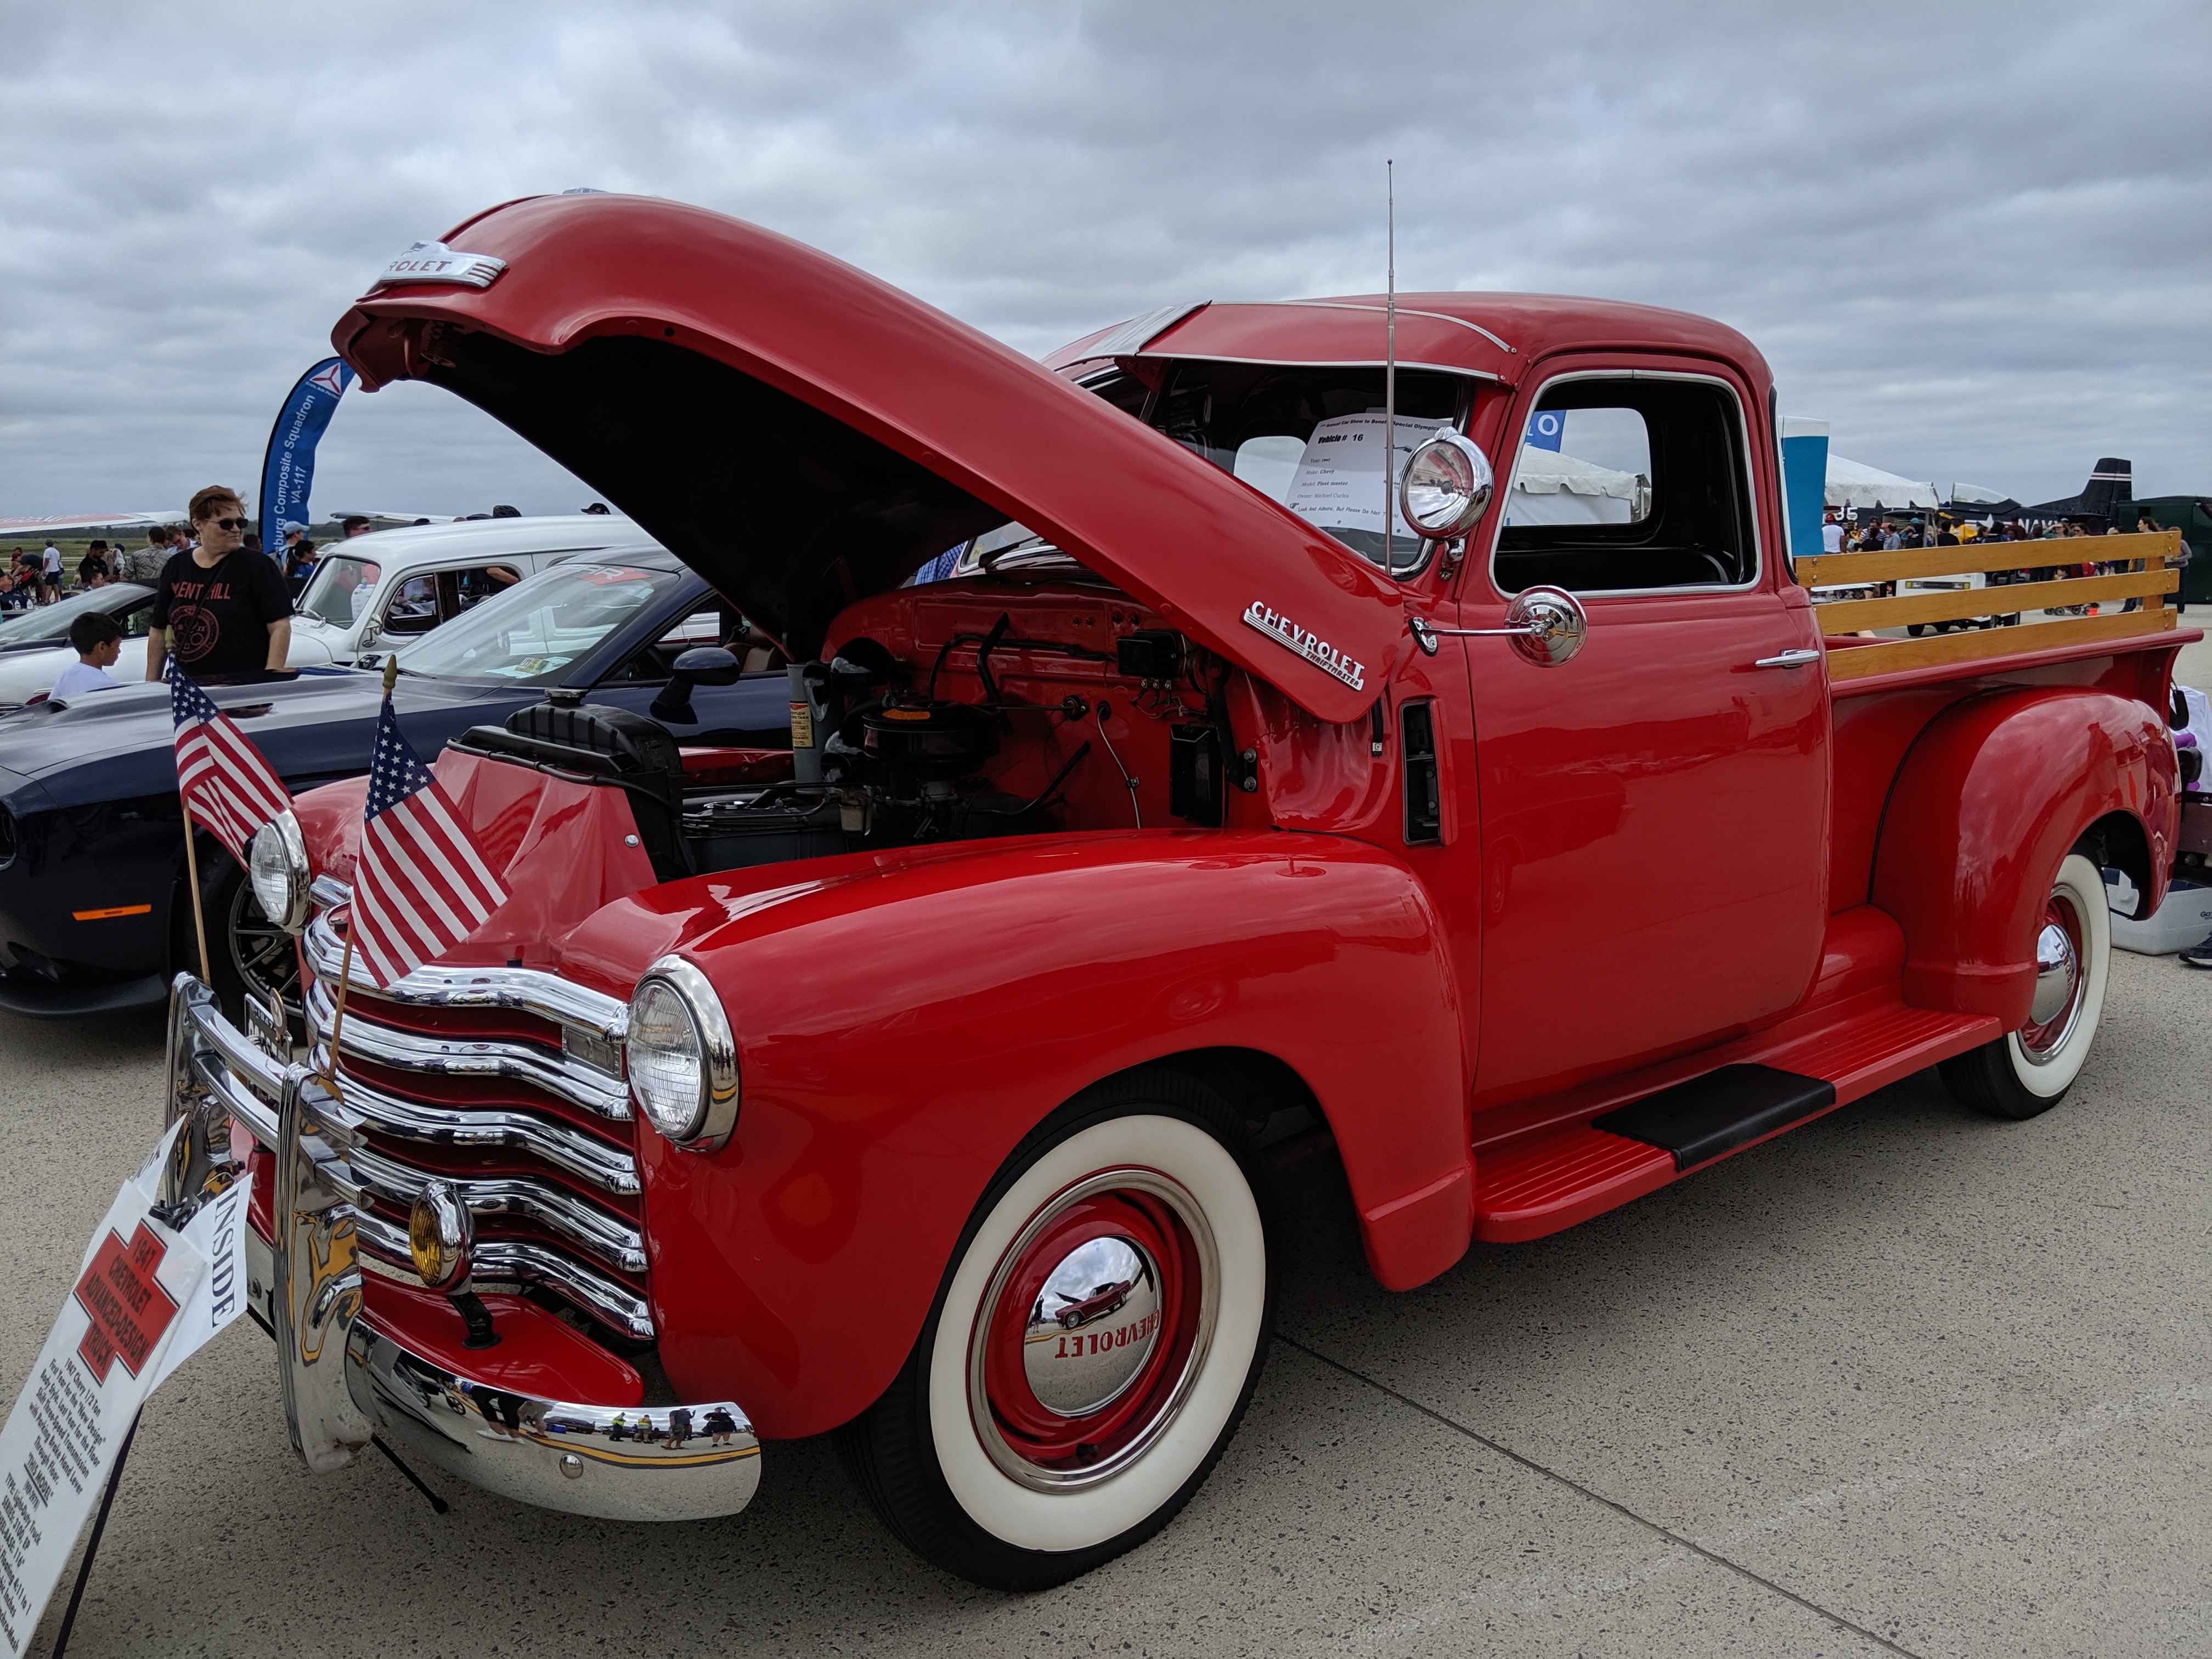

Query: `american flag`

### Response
(349, 697, 508, 988)
(171, 671, 293, 864)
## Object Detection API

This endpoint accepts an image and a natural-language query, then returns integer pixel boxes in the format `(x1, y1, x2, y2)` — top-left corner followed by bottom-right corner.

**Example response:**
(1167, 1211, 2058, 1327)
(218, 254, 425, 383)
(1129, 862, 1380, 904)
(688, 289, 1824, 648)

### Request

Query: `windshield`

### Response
(297, 555, 383, 628)
(1148, 362, 1470, 575)
(393, 562, 688, 685)
(0, 584, 152, 646)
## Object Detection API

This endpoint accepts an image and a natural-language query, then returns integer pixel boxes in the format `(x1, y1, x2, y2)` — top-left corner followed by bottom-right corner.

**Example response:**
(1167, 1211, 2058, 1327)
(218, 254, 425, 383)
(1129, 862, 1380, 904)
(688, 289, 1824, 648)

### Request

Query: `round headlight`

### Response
(1399, 432, 1495, 539)
(247, 811, 311, 934)
(626, 956, 739, 1150)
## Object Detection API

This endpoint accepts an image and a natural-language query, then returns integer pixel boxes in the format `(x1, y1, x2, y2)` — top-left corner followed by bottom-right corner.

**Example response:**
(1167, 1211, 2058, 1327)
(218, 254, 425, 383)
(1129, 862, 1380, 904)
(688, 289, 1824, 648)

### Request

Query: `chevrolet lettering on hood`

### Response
(373, 240, 507, 290)
(1242, 599, 1367, 692)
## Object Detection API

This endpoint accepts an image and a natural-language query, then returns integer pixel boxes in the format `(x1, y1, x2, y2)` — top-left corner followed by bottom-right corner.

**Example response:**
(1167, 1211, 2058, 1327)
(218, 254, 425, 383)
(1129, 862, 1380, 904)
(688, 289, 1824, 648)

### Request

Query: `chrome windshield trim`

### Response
(303, 902, 627, 1037)
(353, 1209, 655, 1340)
(345, 1142, 647, 1276)
(306, 978, 630, 1122)
(314, 1063, 639, 1196)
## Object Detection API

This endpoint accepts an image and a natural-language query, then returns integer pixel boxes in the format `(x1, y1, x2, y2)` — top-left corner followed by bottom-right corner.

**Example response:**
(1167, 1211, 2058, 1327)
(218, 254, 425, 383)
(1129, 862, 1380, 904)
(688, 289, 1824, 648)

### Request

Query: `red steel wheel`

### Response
(971, 1170, 1214, 1488)
(839, 1069, 1272, 1590)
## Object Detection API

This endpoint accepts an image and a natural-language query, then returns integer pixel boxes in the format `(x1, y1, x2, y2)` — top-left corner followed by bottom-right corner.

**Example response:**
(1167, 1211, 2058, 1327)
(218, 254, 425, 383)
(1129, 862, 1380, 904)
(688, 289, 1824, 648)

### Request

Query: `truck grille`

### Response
(301, 902, 652, 1342)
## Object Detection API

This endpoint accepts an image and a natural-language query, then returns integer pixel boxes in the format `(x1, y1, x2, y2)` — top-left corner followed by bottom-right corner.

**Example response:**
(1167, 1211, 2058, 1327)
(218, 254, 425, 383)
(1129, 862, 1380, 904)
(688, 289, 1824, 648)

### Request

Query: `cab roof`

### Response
(1045, 292, 1768, 385)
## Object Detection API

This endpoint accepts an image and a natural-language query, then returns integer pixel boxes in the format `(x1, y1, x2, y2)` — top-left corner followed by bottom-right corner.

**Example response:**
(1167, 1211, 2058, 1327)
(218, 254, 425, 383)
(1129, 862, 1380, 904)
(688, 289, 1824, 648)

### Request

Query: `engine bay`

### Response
(456, 572, 1252, 880)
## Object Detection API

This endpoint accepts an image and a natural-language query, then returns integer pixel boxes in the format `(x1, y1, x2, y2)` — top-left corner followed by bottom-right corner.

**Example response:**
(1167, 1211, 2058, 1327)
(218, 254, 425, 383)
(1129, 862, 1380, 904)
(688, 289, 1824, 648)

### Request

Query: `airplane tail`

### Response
(2081, 458, 2132, 518)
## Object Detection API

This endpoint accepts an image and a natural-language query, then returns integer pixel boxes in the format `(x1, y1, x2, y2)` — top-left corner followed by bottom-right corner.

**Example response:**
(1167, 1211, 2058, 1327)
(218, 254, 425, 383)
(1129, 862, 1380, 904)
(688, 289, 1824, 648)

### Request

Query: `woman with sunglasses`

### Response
(144, 486, 293, 684)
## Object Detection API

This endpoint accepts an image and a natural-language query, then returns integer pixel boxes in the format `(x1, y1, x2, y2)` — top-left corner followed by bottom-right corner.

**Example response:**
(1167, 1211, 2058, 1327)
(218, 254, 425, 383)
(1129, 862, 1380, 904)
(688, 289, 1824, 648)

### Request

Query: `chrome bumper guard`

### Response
(162, 974, 761, 1523)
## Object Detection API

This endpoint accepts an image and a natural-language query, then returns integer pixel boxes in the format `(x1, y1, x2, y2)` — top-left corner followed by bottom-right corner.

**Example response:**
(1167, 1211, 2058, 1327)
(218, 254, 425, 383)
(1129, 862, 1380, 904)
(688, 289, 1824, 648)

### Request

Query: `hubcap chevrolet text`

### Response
(970, 1168, 1217, 1491)
(1022, 1235, 1161, 1417)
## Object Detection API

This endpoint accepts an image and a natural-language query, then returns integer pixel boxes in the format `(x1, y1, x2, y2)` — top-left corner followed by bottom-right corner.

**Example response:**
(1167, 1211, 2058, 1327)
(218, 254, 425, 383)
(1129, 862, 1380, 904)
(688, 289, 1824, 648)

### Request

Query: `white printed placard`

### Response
(0, 1126, 252, 1654)
(1283, 413, 1449, 545)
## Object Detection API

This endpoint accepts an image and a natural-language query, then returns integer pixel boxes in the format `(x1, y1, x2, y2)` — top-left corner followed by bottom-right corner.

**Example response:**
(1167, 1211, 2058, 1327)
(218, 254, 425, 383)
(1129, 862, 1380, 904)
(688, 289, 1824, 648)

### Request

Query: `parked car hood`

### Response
(331, 193, 1401, 722)
(0, 670, 504, 784)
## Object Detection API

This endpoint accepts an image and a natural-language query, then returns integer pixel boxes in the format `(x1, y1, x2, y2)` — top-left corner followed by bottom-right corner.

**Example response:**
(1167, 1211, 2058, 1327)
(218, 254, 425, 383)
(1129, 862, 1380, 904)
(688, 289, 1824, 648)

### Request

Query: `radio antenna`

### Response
(1384, 158, 1396, 573)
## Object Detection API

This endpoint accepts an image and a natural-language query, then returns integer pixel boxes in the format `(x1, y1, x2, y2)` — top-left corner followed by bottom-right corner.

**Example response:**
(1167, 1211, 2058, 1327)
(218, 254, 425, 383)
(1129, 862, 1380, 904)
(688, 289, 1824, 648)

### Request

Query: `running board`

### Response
(1592, 1064, 1835, 1171)
(1471, 995, 2000, 1244)
(1471, 1065, 1831, 1245)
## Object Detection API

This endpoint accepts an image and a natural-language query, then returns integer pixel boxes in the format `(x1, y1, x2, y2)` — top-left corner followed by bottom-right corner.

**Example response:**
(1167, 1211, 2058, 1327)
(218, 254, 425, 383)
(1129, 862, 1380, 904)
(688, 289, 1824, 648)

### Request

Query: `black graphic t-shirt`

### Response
(151, 550, 292, 679)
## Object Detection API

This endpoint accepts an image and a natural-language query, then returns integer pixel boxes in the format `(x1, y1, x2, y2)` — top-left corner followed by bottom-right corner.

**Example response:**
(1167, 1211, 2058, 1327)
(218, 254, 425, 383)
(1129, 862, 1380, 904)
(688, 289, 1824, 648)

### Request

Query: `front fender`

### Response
(555, 831, 1470, 1438)
(1871, 688, 2176, 1024)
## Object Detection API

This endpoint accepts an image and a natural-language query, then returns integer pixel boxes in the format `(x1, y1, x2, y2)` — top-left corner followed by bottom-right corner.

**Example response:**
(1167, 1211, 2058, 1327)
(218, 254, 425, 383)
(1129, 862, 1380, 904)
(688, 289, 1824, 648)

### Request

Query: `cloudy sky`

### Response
(2, 0, 2206, 521)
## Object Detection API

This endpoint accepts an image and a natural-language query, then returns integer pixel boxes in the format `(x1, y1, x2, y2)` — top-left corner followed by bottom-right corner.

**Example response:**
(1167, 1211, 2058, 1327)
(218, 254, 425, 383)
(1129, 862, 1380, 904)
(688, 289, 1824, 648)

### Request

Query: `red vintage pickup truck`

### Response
(164, 193, 2193, 1590)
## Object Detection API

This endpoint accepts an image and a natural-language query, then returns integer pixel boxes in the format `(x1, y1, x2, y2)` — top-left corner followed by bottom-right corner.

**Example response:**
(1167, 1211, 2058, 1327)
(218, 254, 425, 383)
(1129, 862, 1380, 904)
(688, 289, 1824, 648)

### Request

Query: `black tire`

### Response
(1907, 624, 1928, 637)
(838, 1067, 1274, 1590)
(196, 851, 301, 1028)
(1938, 851, 2109, 1120)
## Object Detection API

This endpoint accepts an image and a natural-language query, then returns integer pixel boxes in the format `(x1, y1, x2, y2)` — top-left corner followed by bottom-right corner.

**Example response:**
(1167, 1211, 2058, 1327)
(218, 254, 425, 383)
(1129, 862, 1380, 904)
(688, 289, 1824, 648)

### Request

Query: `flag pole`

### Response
(178, 801, 212, 985)
(326, 655, 397, 1086)
(323, 925, 356, 1088)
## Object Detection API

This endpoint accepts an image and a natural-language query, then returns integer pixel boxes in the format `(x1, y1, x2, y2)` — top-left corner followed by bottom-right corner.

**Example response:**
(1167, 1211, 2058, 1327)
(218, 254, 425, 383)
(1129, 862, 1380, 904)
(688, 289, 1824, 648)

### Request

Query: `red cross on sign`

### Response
(72, 1223, 182, 1383)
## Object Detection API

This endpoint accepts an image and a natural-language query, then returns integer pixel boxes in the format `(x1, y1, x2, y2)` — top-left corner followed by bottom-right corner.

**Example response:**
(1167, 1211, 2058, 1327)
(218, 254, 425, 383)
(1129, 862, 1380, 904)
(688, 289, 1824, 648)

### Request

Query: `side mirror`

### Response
(357, 619, 381, 648)
(649, 645, 741, 724)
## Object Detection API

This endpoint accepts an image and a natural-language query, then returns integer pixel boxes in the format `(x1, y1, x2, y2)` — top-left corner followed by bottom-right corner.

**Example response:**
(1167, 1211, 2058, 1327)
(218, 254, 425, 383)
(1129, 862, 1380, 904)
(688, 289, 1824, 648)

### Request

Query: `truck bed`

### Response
(1808, 528, 2198, 917)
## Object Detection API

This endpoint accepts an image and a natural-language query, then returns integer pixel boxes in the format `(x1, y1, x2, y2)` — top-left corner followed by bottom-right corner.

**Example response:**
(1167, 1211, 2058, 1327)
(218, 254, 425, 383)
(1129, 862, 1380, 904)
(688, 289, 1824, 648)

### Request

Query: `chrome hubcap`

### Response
(2028, 921, 2077, 1026)
(1022, 1236, 1161, 1417)
(2018, 894, 2086, 1063)
(969, 1167, 1217, 1492)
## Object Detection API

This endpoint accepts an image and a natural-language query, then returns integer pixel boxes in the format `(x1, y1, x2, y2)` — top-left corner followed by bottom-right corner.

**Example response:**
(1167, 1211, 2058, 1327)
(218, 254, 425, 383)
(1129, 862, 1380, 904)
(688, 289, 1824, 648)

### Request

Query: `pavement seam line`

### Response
(1276, 1332, 1927, 1659)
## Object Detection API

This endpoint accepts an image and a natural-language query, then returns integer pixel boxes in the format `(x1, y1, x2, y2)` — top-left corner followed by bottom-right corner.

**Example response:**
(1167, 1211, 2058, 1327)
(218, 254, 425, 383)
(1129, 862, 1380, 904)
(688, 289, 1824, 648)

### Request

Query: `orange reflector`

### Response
(72, 904, 153, 921)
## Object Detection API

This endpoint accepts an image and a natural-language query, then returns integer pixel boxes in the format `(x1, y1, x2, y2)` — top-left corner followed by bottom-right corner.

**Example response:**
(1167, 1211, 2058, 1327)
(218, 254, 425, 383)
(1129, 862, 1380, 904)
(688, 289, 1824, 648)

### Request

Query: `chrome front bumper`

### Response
(164, 974, 761, 1524)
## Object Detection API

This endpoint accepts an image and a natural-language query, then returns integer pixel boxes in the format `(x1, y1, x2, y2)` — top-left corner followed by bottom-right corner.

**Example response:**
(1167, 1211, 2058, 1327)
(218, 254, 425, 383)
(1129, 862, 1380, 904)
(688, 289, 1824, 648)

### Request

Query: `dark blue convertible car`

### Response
(0, 546, 789, 1018)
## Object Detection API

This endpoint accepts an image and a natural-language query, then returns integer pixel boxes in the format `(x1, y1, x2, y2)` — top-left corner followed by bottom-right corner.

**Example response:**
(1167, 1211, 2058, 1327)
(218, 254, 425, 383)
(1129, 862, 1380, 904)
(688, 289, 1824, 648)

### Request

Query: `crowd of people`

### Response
(1819, 509, 2193, 616)
(1, 512, 384, 617)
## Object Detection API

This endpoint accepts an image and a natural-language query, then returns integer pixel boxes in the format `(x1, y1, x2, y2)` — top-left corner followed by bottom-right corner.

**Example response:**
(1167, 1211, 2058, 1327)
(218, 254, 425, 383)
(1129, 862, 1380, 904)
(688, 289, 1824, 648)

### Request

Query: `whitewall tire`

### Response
(840, 1070, 1273, 1589)
(1940, 851, 2111, 1119)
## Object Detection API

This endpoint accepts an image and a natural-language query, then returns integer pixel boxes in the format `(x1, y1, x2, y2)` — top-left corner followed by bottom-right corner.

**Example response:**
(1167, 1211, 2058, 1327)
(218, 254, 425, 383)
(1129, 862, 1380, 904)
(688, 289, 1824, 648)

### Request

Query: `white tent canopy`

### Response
(1825, 454, 1939, 510)
(1504, 446, 1647, 526)
(0, 511, 175, 538)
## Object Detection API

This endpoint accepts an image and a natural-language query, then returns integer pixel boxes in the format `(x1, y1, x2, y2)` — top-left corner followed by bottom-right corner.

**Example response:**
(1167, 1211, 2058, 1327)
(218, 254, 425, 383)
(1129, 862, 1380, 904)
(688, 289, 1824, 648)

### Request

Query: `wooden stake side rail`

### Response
(1813, 567, 2177, 634)
(1825, 606, 2179, 682)
(1795, 528, 2180, 588)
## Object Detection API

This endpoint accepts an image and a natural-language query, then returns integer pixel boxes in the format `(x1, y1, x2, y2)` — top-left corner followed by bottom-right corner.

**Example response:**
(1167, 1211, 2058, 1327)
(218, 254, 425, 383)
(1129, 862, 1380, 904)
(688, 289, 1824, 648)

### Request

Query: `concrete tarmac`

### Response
(3, 634, 2207, 1657)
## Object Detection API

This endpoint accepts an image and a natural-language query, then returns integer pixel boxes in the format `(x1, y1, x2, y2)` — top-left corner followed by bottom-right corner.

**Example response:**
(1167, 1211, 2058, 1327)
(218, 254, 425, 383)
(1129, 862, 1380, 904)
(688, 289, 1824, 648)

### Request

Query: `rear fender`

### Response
(555, 831, 1470, 1438)
(1870, 688, 2177, 1024)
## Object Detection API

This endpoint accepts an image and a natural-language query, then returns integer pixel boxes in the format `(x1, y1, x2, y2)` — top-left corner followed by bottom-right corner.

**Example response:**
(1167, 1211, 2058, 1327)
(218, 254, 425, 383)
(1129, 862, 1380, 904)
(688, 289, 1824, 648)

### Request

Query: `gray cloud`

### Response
(1, 0, 2205, 518)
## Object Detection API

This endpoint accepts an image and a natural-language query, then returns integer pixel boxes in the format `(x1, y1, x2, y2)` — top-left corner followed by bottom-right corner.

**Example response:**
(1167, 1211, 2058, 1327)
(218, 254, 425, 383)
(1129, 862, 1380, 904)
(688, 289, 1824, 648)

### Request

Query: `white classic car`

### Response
(0, 516, 659, 709)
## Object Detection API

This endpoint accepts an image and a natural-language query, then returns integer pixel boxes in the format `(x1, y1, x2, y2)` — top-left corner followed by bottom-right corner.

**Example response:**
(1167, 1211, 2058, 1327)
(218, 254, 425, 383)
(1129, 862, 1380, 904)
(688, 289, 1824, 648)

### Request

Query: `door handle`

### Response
(1753, 648, 1822, 670)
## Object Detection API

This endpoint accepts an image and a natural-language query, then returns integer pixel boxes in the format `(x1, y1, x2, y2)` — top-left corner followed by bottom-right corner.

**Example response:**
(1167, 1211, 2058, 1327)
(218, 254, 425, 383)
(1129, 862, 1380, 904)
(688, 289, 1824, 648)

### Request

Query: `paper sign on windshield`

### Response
(1283, 413, 1449, 550)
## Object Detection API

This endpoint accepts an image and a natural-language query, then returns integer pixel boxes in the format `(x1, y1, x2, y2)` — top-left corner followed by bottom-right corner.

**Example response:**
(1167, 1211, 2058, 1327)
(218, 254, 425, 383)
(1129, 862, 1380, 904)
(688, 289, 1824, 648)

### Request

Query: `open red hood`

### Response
(332, 194, 1401, 722)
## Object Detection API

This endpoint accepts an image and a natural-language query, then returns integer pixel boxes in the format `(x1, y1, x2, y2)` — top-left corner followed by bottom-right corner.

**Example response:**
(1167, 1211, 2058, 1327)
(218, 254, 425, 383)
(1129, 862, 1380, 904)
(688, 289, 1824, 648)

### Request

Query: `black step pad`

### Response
(1592, 1064, 1836, 1171)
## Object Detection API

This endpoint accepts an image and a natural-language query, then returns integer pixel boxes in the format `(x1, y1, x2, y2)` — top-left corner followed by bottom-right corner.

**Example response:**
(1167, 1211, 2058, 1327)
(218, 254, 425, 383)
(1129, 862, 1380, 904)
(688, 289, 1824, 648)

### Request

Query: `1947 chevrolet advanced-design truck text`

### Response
(161, 194, 2194, 1589)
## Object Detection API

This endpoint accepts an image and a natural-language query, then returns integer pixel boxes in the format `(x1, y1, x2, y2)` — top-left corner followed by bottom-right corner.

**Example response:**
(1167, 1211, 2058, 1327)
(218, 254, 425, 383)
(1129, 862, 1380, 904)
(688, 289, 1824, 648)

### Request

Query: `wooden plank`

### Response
(1796, 528, 2178, 587)
(1825, 606, 2176, 682)
(1815, 567, 2177, 634)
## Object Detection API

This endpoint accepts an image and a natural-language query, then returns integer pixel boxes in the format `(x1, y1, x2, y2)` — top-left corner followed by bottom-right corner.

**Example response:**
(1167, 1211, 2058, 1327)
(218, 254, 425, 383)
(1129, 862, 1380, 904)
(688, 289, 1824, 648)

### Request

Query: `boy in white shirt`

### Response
(49, 610, 124, 701)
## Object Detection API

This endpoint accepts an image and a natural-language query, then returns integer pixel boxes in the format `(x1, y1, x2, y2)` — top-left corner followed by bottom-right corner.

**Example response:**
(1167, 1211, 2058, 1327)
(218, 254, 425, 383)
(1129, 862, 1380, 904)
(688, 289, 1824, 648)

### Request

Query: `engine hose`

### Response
(1095, 702, 1141, 829)
(1001, 740, 1093, 827)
